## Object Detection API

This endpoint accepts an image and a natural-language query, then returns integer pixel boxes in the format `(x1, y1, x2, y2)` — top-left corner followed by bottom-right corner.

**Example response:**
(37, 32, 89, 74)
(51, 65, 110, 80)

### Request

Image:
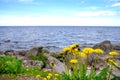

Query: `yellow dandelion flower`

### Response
(26, 68, 29, 71)
(54, 73, 59, 77)
(26, 65, 29, 69)
(72, 48, 79, 55)
(107, 59, 118, 66)
(43, 69, 48, 72)
(94, 49, 104, 54)
(48, 73, 52, 76)
(63, 46, 70, 52)
(82, 47, 94, 55)
(36, 75, 41, 78)
(47, 75, 51, 79)
(109, 51, 118, 56)
(70, 59, 78, 64)
(50, 60, 56, 67)
(70, 44, 80, 50)
(43, 78, 47, 80)
(79, 52, 87, 58)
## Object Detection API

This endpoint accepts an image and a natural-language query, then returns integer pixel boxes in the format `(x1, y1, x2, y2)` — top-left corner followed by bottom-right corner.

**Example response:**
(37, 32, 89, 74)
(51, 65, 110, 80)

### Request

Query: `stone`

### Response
(16, 50, 28, 56)
(16, 55, 27, 60)
(44, 53, 65, 73)
(93, 40, 113, 53)
(3, 39, 10, 43)
(22, 60, 44, 69)
(113, 44, 120, 50)
(4, 50, 15, 56)
(29, 46, 43, 56)
(0, 51, 4, 55)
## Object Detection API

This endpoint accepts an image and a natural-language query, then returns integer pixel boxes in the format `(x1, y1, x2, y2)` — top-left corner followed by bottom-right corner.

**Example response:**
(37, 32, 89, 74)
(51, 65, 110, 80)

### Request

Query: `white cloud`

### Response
(112, 3, 120, 7)
(0, 15, 120, 26)
(75, 11, 118, 17)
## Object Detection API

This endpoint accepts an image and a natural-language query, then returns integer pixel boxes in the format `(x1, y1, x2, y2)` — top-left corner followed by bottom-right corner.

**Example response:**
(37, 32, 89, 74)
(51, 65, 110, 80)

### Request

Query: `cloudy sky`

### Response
(0, 0, 120, 26)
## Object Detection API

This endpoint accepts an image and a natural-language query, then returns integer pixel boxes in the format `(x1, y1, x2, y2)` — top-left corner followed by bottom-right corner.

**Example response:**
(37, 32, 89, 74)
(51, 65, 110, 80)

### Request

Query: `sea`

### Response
(0, 26, 120, 52)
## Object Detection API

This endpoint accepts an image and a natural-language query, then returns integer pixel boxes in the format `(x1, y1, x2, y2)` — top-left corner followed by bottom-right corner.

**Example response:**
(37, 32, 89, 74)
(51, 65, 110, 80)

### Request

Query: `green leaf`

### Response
(95, 66, 109, 80)
(87, 69, 96, 80)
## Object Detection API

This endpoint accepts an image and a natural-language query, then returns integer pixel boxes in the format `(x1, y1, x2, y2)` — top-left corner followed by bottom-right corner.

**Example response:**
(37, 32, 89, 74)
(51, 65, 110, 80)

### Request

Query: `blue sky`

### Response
(0, 0, 120, 26)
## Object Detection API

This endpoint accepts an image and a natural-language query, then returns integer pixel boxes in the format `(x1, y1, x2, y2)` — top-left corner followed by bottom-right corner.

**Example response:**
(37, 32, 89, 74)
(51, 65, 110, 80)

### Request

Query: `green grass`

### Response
(0, 56, 22, 74)
(30, 53, 47, 67)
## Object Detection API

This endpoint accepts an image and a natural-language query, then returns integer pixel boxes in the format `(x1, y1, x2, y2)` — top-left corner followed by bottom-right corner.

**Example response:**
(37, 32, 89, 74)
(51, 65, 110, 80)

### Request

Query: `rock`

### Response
(44, 53, 65, 73)
(15, 50, 28, 56)
(113, 44, 120, 50)
(4, 50, 15, 56)
(16, 55, 27, 60)
(3, 39, 10, 43)
(22, 60, 44, 69)
(88, 54, 107, 67)
(29, 46, 43, 56)
(93, 40, 113, 53)
(0, 51, 4, 55)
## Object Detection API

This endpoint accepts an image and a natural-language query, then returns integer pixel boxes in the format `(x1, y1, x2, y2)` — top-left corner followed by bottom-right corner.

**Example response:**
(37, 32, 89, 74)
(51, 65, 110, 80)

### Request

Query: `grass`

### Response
(30, 53, 47, 67)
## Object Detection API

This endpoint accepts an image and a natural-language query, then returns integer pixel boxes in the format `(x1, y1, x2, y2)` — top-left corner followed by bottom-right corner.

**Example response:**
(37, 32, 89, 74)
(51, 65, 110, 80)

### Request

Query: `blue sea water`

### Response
(0, 26, 120, 52)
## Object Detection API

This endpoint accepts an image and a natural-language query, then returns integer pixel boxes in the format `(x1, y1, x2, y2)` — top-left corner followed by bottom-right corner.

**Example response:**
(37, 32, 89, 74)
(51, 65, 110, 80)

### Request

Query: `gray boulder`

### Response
(0, 51, 4, 55)
(29, 46, 43, 56)
(93, 40, 113, 53)
(4, 50, 15, 56)
(44, 53, 65, 73)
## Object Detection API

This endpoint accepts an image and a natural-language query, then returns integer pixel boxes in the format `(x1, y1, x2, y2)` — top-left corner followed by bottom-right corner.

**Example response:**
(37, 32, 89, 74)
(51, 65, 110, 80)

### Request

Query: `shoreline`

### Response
(0, 40, 120, 79)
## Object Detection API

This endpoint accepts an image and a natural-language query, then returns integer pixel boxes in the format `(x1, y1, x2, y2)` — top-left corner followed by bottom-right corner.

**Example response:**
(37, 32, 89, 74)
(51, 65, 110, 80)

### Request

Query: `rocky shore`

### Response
(0, 40, 120, 77)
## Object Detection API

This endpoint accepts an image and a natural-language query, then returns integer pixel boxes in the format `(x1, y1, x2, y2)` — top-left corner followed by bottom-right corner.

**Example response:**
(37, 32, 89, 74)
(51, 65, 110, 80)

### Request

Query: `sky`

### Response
(0, 0, 120, 26)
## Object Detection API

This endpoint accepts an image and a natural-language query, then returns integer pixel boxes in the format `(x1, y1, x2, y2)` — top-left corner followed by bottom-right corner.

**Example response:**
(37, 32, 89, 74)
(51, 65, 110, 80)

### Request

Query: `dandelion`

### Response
(70, 44, 79, 49)
(79, 52, 87, 58)
(43, 69, 48, 72)
(82, 47, 94, 55)
(63, 46, 70, 52)
(43, 78, 47, 80)
(54, 73, 59, 77)
(48, 73, 52, 76)
(26, 68, 29, 71)
(70, 59, 78, 64)
(50, 60, 56, 67)
(109, 51, 118, 56)
(94, 48, 104, 54)
(107, 59, 118, 66)
(36, 75, 41, 78)
(25, 65, 29, 69)
(72, 48, 79, 55)
(47, 75, 51, 80)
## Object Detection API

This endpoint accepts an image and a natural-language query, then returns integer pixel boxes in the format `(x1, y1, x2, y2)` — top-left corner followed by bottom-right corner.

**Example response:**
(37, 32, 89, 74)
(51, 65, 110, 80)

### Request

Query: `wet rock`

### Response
(44, 53, 65, 73)
(22, 60, 44, 69)
(3, 39, 10, 43)
(13, 41, 18, 44)
(93, 40, 113, 53)
(0, 51, 4, 55)
(0, 51, 5, 57)
(29, 46, 43, 56)
(4, 50, 15, 56)
(16, 50, 28, 56)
